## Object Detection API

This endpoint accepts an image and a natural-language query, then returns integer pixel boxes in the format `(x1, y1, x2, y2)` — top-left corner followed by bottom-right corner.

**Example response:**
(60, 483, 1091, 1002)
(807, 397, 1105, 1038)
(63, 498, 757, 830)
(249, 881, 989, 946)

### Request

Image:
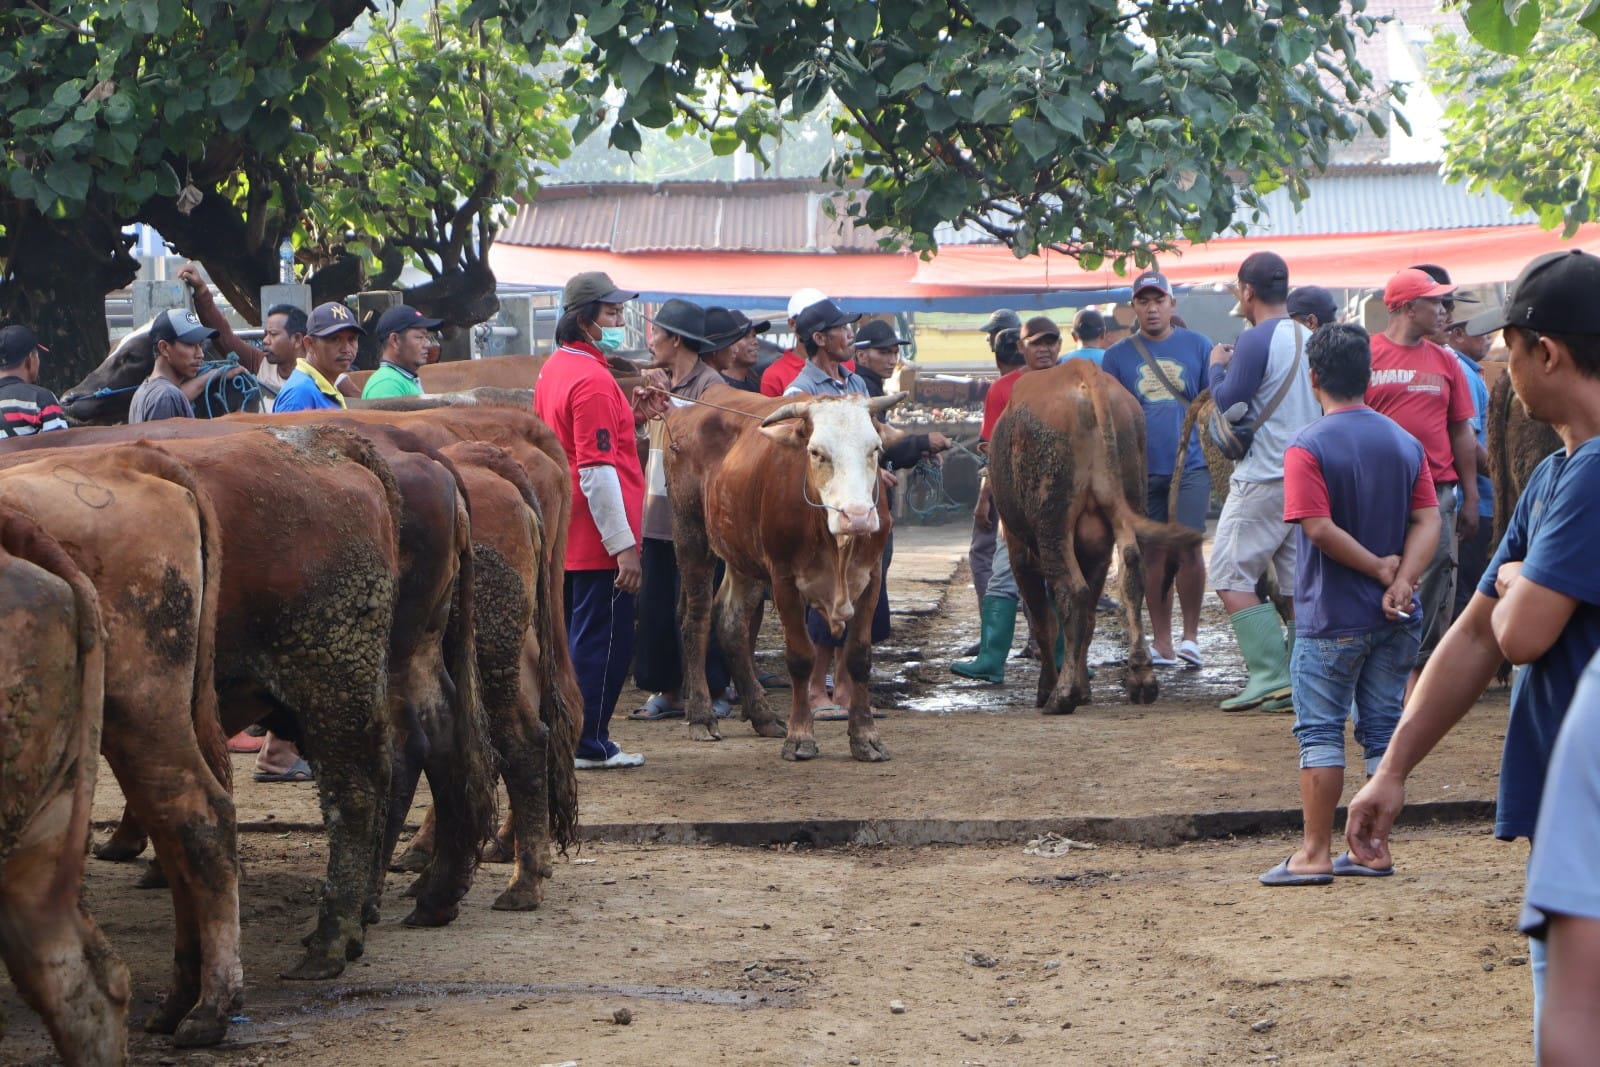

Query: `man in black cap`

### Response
(980, 308, 1022, 357)
(1286, 286, 1340, 331)
(783, 299, 865, 397)
(1063, 308, 1109, 366)
(362, 305, 444, 399)
(129, 309, 220, 423)
(701, 307, 770, 391)
(274, 302, 364, 412)
(0, 326, 68, 437)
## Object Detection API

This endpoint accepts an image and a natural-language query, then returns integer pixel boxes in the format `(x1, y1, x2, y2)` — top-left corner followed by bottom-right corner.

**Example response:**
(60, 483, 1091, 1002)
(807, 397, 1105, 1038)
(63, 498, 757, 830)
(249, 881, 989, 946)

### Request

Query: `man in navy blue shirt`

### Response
(1348, 249, 1600, 1032)
(1100, 272, 1212, 667)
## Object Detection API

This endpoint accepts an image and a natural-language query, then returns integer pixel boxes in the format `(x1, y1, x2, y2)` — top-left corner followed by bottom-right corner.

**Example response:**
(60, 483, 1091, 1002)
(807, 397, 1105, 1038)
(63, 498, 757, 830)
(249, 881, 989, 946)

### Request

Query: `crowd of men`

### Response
(4, 246, 1599, 1057)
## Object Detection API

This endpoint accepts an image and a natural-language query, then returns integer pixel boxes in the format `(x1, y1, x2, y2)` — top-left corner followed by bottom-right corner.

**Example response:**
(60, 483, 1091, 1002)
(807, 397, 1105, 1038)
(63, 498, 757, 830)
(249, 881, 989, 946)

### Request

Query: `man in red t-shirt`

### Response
(1364, 267, 1479, 693)
(535, 271, 666, 768)
(952, 317, 1061, 682)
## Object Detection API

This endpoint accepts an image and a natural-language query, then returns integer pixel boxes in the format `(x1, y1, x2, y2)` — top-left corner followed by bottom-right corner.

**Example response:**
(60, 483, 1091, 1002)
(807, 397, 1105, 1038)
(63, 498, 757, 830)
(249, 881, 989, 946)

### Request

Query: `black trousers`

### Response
(633, 537, 730, 695)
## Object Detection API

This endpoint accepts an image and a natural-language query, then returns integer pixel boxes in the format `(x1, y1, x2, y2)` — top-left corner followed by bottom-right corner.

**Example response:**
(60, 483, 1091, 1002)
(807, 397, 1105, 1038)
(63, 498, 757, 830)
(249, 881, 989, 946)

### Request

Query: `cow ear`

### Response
(760, 420, 809, 449)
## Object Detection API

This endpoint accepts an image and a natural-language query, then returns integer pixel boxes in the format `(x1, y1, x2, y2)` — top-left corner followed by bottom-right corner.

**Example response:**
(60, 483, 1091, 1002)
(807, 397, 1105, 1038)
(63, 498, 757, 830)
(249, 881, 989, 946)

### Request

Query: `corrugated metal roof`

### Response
(1233, 166, 1538, 235)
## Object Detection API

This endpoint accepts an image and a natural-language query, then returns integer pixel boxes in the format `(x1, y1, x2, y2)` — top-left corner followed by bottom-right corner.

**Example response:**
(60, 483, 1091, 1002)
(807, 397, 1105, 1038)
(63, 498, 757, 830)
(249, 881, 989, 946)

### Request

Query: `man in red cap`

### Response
(1364, 267, 1478, 696)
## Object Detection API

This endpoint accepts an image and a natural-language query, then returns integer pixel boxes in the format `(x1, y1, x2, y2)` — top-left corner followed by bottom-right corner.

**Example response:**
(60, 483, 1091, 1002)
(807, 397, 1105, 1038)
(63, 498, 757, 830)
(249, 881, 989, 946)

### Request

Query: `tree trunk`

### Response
(0, 207, 139, 393)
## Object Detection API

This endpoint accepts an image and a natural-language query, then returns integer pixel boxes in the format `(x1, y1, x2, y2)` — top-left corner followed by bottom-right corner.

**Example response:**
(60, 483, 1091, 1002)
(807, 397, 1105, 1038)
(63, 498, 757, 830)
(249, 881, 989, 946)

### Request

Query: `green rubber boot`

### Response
(952, 596, 1018, 684)
(1220, 602, 1292, 711)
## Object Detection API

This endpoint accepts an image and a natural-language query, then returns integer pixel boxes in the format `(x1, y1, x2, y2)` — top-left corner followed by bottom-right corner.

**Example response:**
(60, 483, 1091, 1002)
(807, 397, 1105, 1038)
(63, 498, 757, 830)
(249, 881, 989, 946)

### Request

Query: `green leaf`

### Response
(50, 121, 91, 151)
(610, 120, 642, 153)
(1462, 0, 1541, 54)
(1579, 0, 1600, 37)
(44, 159, 91, 202)
(1010, 116, 1056, 160)
(636, 28, 678, 65)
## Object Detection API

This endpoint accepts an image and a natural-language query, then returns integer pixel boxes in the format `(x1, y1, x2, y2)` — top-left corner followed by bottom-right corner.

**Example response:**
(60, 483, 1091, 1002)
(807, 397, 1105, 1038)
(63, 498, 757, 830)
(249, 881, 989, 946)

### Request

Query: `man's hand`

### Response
(177, 263, 206, 295)
(925, 432, 953, 454)
(613, 545, 642, 594)
(1345, 772, 1405, 868)
(1458, 503, 1480, 540)
(879, 468, 900, 490)
(1209, 342, 1235, 368)
(1383, 577, 1416, 619)
(973, 480, 994, 530)
(1495, 560, 1524, 598)
(1373, 553, 1401, 589)
(630, 375, 670, 425)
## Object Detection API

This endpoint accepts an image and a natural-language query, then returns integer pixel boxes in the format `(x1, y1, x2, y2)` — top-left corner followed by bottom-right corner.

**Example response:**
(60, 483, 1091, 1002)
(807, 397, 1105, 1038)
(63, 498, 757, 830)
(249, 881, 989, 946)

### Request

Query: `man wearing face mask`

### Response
(535, 272, 668, 768)
(273, 302, 363, 411)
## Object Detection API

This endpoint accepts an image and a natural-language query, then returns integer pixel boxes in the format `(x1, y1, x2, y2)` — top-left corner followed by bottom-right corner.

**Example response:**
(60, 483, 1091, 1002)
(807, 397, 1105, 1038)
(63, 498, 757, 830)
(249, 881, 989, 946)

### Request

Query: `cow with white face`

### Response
(666, 388, 903, 761)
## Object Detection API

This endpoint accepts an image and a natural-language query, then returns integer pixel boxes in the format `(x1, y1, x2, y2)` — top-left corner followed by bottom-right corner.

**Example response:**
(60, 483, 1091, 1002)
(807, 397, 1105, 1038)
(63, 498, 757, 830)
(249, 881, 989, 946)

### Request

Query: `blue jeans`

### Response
(1291, 620, 1421, 772)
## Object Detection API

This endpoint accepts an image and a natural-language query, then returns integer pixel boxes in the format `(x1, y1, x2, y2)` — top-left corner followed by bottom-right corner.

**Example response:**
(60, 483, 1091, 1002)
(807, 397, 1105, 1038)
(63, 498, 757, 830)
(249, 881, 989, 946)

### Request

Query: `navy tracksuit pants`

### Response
(565, 570, 636, 761)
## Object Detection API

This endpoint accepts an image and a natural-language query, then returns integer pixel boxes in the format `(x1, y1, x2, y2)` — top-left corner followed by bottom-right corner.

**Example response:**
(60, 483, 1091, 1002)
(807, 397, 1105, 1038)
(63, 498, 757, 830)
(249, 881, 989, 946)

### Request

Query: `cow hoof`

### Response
(402, 901, 460, 928)
(93, 835, 148, 862)
(849, 738, 891, 763)
(143, 996, 189, 1035)
(1041, 696, 1078, 716)
(687, 721, 722, 742)
(281, 952, 347, 982)
(401, 873, 423, 899)
(135, 858, 169, 890)
(364, 899, 381, 926)
(751, 719, 787, 739)
(1126, 676, 1159, 704)
(173, 1010, 227, 1048)
(782, 738, 819, 761)
(492, 882, 544, 912)
(480, 835, 515, 865)
(390, 845, 431, 873)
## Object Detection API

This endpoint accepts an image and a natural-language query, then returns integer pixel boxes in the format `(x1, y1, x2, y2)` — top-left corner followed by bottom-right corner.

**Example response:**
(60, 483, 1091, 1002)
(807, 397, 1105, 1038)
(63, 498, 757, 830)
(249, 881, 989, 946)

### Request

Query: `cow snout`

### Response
(833, 503, 878, 536)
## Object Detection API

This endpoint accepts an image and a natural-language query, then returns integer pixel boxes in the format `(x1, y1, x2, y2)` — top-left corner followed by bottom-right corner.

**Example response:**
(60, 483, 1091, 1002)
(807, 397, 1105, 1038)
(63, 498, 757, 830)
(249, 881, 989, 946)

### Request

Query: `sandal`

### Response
(253, 757, 313, 783)
(1177, 639, 1203, 669)
(628, 694, 684, 721)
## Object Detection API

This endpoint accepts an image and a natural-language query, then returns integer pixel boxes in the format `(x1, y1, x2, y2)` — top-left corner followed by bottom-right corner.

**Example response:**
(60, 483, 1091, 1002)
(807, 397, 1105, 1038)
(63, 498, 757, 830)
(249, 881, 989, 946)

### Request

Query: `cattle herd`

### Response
(0, 342, 1548, 1065)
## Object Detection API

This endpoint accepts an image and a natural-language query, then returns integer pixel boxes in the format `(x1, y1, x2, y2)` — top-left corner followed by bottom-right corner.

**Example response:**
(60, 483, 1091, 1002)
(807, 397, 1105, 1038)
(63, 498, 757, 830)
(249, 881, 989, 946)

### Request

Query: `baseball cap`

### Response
(1286, 285, 1339, 325)
(0, 325, 46, 367)
(149, 308, 219, 346)
(1465, 249, 1600, 337)
(787, 288, 829, 321)
(306, 301, 365, 338)
(853, 320, 911, 349)
(563, 271, 637, 312)
(1238, 251, 1289, 291)
(794, 299, 861, 340)
(1383, 268, 1456, 311)
(1021, 316, 1061, 343)
(980, 308, 1022, 335)
(1071, 308, 1106, 340)
(1132, 272, 1174, 298)
(374, 304, 444, 342)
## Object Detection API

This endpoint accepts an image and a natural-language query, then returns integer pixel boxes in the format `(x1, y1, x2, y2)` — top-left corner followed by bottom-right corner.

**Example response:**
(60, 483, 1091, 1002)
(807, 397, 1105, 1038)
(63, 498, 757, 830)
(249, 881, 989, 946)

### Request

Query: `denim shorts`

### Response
(1290, 619, 1422, 772)
(1147, 466, 1212, 531)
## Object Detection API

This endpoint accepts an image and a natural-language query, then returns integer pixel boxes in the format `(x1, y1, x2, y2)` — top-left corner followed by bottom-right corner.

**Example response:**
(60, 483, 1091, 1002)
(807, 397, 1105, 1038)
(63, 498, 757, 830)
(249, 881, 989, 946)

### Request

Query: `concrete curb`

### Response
(171, 799, 1495, 849)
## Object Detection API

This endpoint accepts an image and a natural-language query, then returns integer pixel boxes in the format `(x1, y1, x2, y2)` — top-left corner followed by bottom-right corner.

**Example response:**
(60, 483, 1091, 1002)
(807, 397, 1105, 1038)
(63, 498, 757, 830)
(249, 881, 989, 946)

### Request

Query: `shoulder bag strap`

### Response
(1130, 335, 1188, 402)
(1248, 321, 1306, 431)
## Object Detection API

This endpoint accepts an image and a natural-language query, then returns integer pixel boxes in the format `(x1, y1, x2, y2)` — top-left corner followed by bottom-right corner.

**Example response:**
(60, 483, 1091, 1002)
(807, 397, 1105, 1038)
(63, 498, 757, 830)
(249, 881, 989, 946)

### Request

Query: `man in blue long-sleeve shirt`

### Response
(1207, 252, 1322, 711)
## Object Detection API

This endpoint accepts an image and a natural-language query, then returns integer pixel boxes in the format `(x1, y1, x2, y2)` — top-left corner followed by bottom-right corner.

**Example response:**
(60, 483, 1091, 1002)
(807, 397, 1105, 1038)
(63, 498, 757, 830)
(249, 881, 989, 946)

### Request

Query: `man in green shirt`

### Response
(361, 304, 443, 399)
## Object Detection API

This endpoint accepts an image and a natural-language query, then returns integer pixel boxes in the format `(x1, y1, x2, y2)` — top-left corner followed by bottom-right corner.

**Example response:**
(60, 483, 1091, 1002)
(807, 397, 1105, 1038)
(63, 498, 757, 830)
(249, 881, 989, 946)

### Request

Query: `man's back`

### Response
(1212, 317, 1320, 483)
(0, 376, 67, 436)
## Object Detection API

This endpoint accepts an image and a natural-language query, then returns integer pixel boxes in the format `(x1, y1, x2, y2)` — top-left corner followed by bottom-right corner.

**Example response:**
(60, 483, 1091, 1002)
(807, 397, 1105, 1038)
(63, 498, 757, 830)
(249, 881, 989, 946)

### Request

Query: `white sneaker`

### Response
(575, 751, 645, 769)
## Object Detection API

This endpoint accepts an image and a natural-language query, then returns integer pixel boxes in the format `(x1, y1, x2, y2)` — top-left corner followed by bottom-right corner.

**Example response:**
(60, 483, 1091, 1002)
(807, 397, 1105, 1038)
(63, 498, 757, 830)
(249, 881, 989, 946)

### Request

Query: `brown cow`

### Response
(0, 443, 240, 1046)
(345, 352, 640, 393)
(1486, 369, 1563, 541)
(990, 361, 1204, 715)
(666, 387, 903, 762)
(0, 511, 130, 1067)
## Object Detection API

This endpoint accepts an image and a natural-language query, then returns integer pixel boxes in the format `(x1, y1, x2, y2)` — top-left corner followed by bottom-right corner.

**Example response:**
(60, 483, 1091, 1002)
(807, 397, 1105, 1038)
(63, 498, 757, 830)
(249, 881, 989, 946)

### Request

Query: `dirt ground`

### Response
(2, 523, 1532, 1065)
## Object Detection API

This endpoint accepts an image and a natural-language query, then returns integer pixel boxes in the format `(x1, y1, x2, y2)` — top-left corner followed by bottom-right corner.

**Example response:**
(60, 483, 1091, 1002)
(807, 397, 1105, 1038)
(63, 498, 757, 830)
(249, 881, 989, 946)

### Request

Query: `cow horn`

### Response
(866, 390, 909, 415)
(761, 402, 811, 427)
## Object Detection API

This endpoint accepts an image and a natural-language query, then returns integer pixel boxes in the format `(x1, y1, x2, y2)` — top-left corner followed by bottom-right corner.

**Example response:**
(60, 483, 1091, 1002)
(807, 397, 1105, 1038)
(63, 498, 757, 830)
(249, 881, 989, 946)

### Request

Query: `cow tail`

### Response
(1169, 389, 1209, 523)
(1486, 372, 1514, 544)
(444, 486, 500, 851)
(529, 499, 582, 853)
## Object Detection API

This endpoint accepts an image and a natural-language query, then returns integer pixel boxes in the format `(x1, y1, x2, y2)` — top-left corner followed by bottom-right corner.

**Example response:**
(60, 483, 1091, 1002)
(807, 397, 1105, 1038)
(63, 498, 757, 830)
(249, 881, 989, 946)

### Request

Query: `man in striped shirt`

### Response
(0, 325, 68, 437)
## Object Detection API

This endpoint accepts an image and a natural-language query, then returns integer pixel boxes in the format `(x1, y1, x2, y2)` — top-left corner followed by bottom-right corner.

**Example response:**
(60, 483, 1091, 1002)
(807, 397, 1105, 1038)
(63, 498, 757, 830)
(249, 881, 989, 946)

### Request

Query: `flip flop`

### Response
(812, 704, 847, 721)
(1258, 857, 1333, 887)
(253, 757, 313, 784)
(1148, 648, 1180, 668)
(1177, 639, 1203, 669)
(628, 695, 684, 721)
(1333, 852, 1394, 877)
(227, 730, 264, 753)
(758, 672, 790, 690)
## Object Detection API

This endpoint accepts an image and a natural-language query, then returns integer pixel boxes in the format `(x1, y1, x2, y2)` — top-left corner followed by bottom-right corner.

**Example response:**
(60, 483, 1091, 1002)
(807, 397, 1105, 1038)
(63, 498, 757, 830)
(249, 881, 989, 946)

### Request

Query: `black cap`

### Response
(0, 325, 46, 367)
(646, 298, 711, 353)
(1071, 308, 1105, 341)
(795, 299, 861, 341)
(702, 307, 770, 351)
(1021, 316, 1061, 343)
(852, 319, 910, 350)
(375, 304, 444, 342)
(563, 271, 637, 311)
(149, 308, 219, 345)
(1465, 249, 1600, 337)
(1132, 271, 1174, 298)
(306, 301, 364, 338)
(1238, 251, 1289, 291)
(980, 308, 1021, 334)
(1286, 285, 1339, 325)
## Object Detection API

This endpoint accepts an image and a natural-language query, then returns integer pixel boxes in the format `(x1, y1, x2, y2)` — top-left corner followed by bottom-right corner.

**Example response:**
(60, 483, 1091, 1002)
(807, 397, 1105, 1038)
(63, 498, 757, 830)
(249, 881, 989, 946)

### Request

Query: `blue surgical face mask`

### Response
(594, 325, 626, 352)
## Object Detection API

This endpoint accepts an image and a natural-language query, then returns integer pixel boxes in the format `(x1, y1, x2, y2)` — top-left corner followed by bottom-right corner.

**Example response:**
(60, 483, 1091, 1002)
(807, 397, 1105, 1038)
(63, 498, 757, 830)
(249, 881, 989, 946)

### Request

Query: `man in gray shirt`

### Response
(129, 309, 219, 423)
(783, 299, 866, 397)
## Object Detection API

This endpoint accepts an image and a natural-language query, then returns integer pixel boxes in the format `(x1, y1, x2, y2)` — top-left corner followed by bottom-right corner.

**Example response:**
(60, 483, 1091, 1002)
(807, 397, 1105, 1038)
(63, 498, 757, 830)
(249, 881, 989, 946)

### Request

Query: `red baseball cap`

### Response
(1384, 268, 1456, 311)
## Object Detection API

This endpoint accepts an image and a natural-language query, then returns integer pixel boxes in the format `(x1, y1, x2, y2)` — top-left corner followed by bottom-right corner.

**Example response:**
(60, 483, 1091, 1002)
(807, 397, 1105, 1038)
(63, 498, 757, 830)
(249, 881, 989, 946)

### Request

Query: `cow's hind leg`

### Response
(1113, 524, 1159, 705)
(719, 574, 785, 738)
(0, 820, 131, 1067)
(1037, 506, 1094, 716)
(845, 568, 889, 763)
(488, 644, 555, 912)
(1009, 546, 1057, 710)
(92, 803, 148, 862)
